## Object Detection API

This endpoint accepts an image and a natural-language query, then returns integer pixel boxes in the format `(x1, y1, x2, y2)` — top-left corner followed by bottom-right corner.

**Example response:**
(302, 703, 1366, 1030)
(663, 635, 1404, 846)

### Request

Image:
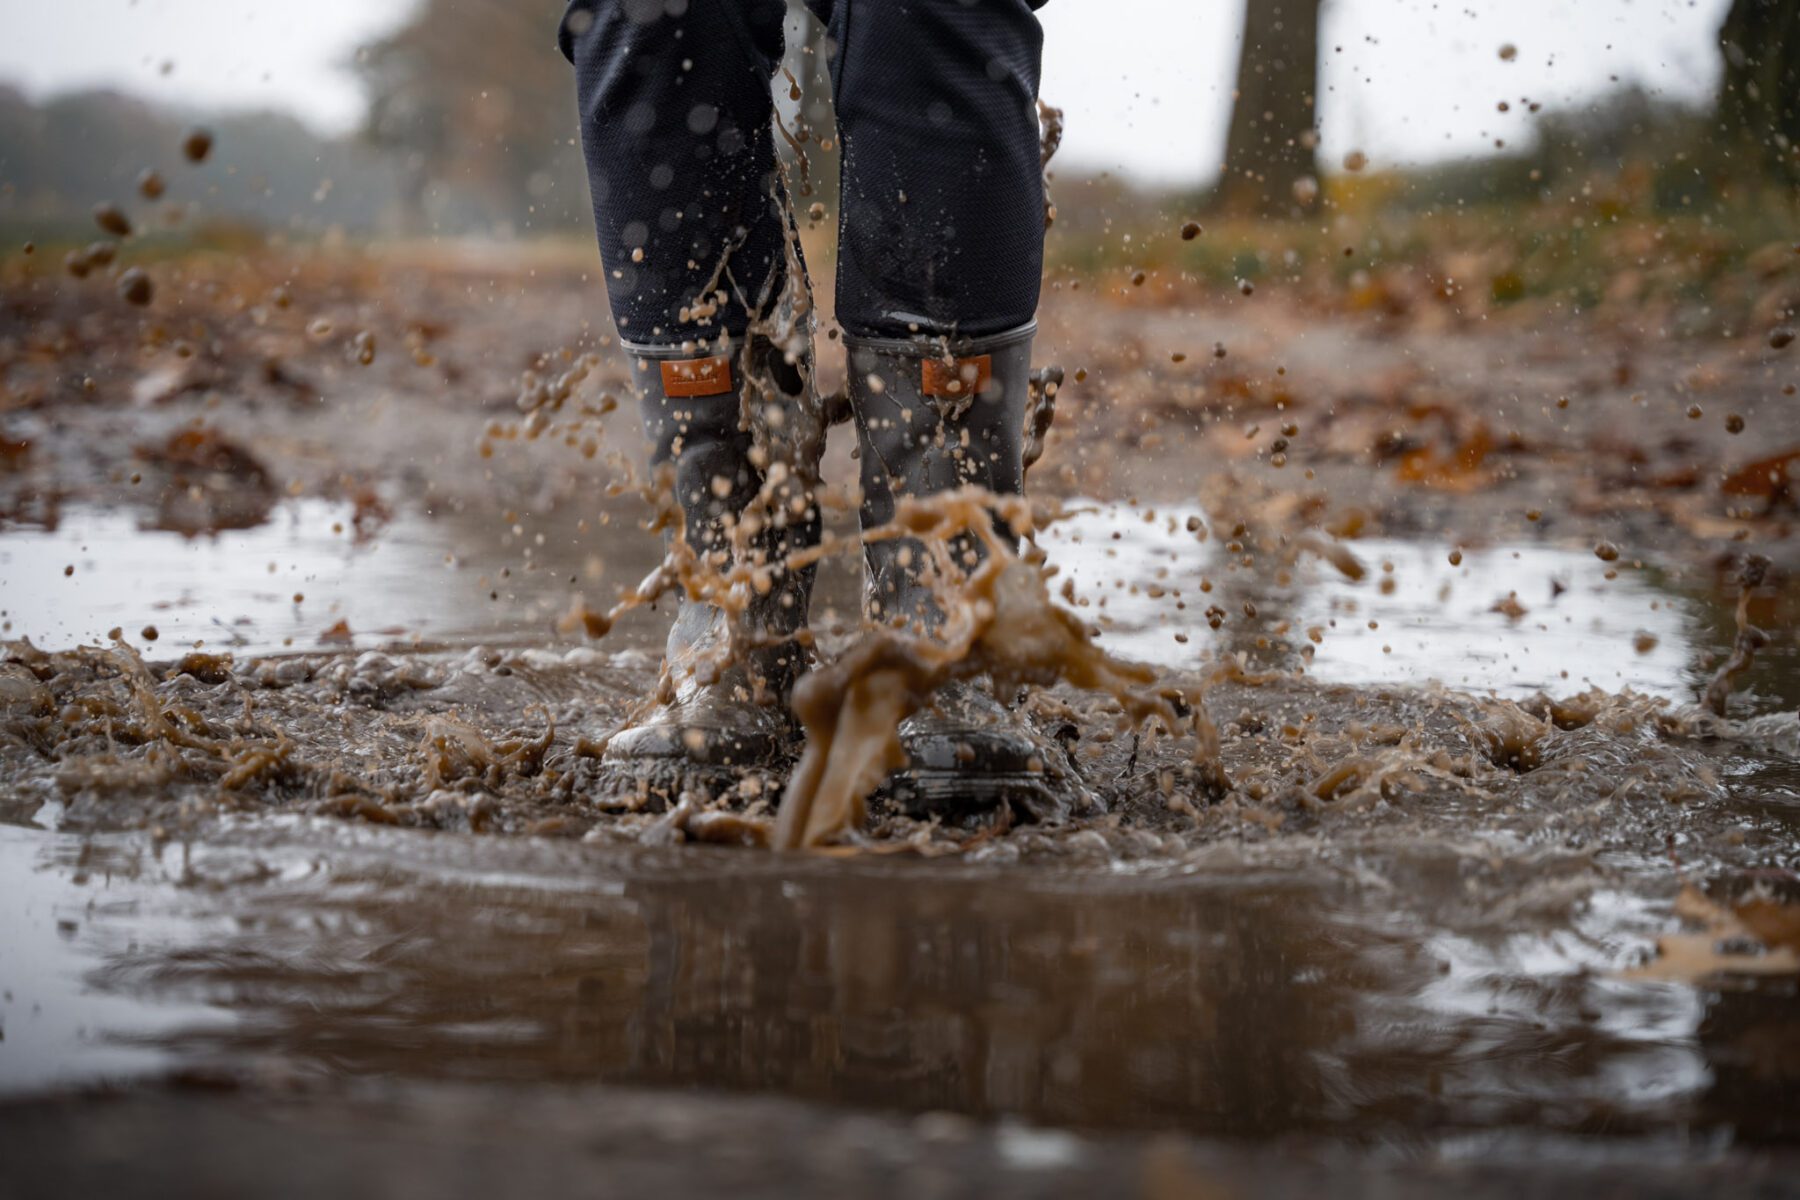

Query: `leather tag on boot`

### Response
(661, 355, 733, 397)
(921, 355, 992, 399)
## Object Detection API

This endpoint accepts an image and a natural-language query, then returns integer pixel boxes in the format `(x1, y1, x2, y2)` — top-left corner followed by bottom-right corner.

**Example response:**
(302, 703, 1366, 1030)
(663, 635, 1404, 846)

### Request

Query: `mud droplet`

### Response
(137, 168, 166, 200)
(1179, 220, 1202, 241)
(1342, 150, 1368, 173)
(1686, 404, 1703, 420)
(1725, 413, 1745, 434)
(1594, 540, 1621, 563)
(141, 625, 159, 642)
(1499, 43, 1518, 61)
(1448, 548, 1463, 566)
(117, 267, 154, 307)
(93, 203, 132, 238)
(351, 330, 377, 366)
(182, 126, 214, 163)
(1769, 326, 1795, 350)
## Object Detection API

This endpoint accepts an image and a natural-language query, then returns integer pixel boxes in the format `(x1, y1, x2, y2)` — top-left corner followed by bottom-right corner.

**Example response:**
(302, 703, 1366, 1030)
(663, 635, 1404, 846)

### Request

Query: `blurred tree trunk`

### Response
(1215, 0, 1322, 218)
(1716, 0, 1800, 185)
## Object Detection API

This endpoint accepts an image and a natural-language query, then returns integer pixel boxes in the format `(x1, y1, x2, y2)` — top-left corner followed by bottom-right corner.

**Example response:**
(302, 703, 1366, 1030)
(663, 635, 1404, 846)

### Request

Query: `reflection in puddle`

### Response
(3, 821, 1783, 1141)
(0, 825, 229, 1094)
(1293, 539, 1695, 699)
(1039, 503, 1699, 700)
(1037, 500, 1217, 671)
(0, 500, 1711, 707)
(0, 501, 668, 656)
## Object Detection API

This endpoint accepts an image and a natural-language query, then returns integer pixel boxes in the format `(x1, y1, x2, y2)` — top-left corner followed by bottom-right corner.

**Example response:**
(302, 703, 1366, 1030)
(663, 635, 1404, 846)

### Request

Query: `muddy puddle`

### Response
(2, 815, 1796, 1148)
(9, 497, 1785, 705)
(4, 258, 1800, 1181)
(1036, 504, 1752, 701)
(0, 500, 671, 657)
(2, 487, 1799, 1157)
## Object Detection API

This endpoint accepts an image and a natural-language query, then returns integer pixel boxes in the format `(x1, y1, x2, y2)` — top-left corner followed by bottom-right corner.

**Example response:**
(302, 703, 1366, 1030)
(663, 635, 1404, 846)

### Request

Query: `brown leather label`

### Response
(921, 354, 992, 399)
(660, 355, 733, 397)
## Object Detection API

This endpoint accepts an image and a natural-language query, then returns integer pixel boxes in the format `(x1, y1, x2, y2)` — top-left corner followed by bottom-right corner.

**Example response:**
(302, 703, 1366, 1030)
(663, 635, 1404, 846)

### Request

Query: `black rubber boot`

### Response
(847, 322, 1077, 821)
(602, 336, 819, 805)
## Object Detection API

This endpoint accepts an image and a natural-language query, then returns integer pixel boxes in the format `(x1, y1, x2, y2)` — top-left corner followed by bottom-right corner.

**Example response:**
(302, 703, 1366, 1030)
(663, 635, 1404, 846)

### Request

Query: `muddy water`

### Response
(0, 500, 672, 656)
(3, 816, 1796, 1146)
(9, 497, 1784, 702)
(1036, 504, 1737, 701)
(2, 491, 1799, 1160)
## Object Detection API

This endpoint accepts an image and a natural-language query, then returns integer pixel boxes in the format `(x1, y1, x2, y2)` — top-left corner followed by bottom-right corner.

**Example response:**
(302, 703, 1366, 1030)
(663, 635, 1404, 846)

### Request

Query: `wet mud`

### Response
(3, 243, 1799, 1178)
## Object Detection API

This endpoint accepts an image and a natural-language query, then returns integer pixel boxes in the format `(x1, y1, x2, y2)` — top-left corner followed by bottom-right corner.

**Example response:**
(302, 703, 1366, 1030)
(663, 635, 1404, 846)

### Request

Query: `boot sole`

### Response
(592, 756, 788, 812)
(880, 767, 1085, 826)
(593, 755, 1088, 828)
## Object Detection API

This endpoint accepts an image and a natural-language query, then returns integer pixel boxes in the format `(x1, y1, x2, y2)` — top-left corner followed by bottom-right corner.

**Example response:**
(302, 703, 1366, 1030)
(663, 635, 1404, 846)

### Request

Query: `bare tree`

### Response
(1215, 0, 1323, 218)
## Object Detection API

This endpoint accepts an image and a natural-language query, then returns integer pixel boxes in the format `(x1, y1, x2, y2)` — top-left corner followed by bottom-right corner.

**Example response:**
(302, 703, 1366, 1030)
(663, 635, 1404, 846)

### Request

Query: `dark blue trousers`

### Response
(559, 0, 1047, 346)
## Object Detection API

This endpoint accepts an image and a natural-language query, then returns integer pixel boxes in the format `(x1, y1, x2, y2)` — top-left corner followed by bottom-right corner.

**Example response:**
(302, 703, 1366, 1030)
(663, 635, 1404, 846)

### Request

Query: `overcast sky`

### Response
(0, 0, 1732, 184)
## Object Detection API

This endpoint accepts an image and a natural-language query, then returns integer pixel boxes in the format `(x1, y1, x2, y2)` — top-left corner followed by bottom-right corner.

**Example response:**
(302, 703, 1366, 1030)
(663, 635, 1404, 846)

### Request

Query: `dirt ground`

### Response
(2, 241, 1799, 1192)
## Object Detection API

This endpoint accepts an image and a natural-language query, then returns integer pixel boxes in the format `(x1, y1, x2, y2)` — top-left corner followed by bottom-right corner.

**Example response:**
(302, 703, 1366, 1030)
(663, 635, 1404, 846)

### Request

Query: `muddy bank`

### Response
(3, 632, 1794, 868)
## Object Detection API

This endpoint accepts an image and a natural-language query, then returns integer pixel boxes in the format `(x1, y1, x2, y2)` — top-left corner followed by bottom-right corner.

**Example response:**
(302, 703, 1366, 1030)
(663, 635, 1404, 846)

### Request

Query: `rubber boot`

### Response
(602, 336, 819, 803)
(847, 322, 1076, 820)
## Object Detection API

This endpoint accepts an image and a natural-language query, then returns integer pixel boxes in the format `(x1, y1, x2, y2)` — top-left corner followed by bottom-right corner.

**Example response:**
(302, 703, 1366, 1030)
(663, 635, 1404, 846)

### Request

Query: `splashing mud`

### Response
(5, 201, 1800, 1178)
(1703, 554, 1773, 717)
(4, 237, 1797, 865)
(774, 489, 1225, 849)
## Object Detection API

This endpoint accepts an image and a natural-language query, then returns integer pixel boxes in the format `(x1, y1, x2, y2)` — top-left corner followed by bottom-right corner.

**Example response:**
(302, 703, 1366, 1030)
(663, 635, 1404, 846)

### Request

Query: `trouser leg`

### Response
(808, 0, 1048, 341)
(560, 0, 794, 345)
(804, 0, 1049, 623)
(804, 1, 1074, 817)
(560, 2, 821, 792)
(559, 0, 818, 604)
